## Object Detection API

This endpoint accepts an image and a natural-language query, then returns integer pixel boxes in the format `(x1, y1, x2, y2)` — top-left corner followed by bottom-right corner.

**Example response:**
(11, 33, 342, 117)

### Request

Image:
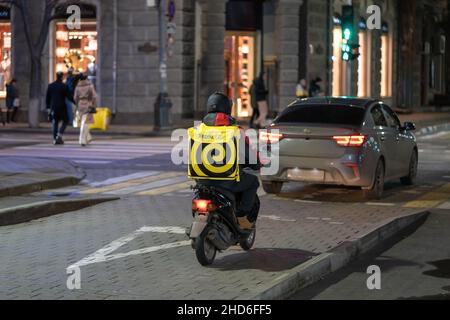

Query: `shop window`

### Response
(54, 21, 97, 84)
(331, 26, 342, 96)
(0, 21, 11, 98)
(380, 24, 392, 97)
(224, 32, 256, 118)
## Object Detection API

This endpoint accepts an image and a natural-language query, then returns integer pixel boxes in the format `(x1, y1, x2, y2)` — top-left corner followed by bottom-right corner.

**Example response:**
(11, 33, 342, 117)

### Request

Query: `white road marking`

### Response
(444, 176, 450, 179)
(87, 171, 159, 187)
(365, 202, 396, 206)
(294, 199, 322, 204)
(306, 217, 320, 220)
(437, 201, 450, 210)
(135, 164, 164, 167)
(72, 160, 112, 164)
(259, 215, 296, 222)
(104, 175, 187, 195)
(329, 221, 344, 225)
(67, 226, 189, 269)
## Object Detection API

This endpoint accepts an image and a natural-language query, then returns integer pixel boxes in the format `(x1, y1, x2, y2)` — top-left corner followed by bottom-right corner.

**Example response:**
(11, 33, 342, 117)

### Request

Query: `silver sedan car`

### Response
(260, 97, 418, 199)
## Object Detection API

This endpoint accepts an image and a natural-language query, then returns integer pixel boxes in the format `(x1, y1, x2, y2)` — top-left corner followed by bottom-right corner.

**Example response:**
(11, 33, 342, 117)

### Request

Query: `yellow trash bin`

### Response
(89, 108, 112, 131)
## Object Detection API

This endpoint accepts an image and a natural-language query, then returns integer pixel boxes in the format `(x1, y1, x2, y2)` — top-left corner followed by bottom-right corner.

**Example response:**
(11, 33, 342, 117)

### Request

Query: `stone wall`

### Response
(275, 0, 302, 111)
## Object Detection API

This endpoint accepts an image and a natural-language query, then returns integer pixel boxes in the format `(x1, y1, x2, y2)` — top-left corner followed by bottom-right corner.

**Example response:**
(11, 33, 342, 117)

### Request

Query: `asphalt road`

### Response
(0, 130, 449, 299)
(289, 133, 450, 300)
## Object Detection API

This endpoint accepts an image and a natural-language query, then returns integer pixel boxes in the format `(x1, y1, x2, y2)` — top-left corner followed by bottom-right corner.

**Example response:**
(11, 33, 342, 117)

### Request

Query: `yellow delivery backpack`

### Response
(187, 123, 240, 182)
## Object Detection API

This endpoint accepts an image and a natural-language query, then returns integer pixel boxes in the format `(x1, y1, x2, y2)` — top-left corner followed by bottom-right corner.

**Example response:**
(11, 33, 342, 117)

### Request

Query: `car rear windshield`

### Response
(274, 104, 366, 126)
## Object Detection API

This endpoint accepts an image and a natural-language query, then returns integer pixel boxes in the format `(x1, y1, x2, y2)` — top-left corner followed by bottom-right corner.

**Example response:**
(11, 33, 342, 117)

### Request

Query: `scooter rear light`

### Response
(192, 199, 217, 214)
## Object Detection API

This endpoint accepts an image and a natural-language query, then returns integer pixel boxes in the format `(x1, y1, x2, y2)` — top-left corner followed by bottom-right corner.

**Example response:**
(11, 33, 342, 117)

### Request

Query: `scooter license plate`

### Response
(189, 215, 208, 238)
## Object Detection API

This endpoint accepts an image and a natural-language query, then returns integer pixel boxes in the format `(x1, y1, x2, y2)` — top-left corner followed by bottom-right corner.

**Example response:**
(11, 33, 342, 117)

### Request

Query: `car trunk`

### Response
(272, 124, 360, 158)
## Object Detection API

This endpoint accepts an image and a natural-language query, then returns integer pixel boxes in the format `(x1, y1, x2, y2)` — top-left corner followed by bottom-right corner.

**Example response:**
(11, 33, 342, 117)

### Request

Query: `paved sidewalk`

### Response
(1, 111, 449, 137)
(397, 112, 450, 129)
(0, 157, 85, 197)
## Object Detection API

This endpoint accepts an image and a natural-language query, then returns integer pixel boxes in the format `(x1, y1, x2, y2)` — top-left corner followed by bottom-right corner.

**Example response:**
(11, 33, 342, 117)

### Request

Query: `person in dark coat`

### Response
(253, 73, 269, 129)
(46, 72, 73, 145)
(248, 80, 259, 128)
(5, 78, 19, 123)
(309, 77, 323, 97)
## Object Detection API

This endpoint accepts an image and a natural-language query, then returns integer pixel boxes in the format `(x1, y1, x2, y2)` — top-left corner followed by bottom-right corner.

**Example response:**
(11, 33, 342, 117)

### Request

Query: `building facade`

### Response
(2, 0, 449, 126)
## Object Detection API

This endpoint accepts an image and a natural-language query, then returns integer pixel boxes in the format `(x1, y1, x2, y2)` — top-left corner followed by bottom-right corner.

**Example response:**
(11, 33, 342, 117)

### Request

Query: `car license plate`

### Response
(287, 168, 325, 182)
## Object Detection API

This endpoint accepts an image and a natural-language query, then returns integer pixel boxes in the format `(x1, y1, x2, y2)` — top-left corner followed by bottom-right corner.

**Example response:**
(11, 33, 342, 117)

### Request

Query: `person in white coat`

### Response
(74, 74, 97, 147)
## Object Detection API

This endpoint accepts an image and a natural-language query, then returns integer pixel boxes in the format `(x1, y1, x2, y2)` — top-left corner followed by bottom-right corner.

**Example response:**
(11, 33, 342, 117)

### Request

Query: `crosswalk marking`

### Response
(0, 140, 175, 162)
(403, 183, 450, 208)
(87, 171, 159, 187)
(104, 175, 188, 195)
(81, 171, 185, 195)
(137, 181, 194, 196)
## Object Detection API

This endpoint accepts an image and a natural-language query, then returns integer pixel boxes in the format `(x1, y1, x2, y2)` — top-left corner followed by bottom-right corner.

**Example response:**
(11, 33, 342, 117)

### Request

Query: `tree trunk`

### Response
(28, 57, 42, 128)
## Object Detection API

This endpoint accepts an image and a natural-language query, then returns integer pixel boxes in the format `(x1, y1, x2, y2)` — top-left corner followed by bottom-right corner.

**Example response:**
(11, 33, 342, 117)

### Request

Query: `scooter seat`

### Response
(214, 187, 236, 204)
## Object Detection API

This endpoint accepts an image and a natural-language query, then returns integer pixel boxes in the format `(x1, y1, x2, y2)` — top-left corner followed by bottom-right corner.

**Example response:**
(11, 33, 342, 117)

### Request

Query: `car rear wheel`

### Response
(400, 151, 418, 185)
(262, 181, 283, 194)
(363, 160, 384, 200)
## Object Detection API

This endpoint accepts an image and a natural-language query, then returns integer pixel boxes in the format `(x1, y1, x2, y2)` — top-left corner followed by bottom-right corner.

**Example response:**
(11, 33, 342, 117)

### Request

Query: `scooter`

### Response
(187, 184, 259, 266)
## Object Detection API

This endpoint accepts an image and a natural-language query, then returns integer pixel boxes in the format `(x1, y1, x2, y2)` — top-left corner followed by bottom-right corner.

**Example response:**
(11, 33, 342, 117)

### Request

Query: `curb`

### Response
(415, 122, 450, 137)
(0, 196, 119, 226)
(240, 210, 429, 300)
(0, 175, 84, 198)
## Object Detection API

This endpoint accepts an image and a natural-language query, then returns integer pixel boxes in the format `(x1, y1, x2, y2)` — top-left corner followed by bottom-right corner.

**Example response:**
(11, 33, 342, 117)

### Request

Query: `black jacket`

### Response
(253, 78, 268, 102)
(46, 80, 73, 121)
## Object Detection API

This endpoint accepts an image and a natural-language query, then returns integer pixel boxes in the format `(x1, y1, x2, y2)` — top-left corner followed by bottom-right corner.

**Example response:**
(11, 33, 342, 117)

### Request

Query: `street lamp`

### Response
(154, 0, 172, 131)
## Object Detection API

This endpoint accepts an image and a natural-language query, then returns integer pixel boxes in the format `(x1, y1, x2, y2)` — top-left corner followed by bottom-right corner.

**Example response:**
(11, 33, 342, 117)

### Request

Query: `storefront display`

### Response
(0, 22, 11, 98)
(224, 32, 256, 118)
(54, 21, 97, 81)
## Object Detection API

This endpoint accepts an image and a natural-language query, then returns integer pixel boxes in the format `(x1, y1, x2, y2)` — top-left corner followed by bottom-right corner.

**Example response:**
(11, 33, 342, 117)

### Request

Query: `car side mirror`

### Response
(401, 122, 416, 131)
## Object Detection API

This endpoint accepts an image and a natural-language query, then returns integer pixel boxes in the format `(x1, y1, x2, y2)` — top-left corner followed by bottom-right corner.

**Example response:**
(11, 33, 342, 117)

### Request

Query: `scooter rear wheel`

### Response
(195, 226, 217, 266)
(239, 228, 256, 251)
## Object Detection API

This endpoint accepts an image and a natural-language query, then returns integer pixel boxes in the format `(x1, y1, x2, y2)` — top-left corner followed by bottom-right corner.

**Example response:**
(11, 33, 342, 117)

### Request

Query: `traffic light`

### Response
(341, 5, 354, 42)
(341, 5, 359, 61)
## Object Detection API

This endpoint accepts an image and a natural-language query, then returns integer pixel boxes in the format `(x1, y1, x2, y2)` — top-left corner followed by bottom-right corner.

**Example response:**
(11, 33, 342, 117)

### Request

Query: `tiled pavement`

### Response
(0, 193, 430, 300)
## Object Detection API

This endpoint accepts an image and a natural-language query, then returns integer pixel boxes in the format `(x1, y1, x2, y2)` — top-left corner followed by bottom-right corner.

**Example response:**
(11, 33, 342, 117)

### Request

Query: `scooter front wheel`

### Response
(195, 226, 217, 266)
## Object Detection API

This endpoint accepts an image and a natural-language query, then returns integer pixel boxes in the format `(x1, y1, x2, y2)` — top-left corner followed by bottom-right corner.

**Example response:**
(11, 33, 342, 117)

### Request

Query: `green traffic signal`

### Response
(343, 28, 351, 40)
(342, 52, 350, 61)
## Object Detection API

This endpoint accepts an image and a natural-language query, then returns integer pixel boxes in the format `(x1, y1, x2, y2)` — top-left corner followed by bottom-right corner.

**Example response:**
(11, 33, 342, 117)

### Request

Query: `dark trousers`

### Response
(199, 171, 260, 216)
(6, 108, 18, 123)
(249, 107, 259, 128)
(52, 118, 68, 139)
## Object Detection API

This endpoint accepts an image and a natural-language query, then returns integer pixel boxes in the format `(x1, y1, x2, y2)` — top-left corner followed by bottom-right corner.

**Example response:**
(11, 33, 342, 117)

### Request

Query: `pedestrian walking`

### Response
(296, 78, 308, 98)
(248, 79, 259, 128)
(309, 77, 324, 97)
(74, 73, 97, 147)
(253, 72, 269, 129)
(65, 68, 76, 126)
(5, 78, 20, 123)
(46, 72, 73, 145)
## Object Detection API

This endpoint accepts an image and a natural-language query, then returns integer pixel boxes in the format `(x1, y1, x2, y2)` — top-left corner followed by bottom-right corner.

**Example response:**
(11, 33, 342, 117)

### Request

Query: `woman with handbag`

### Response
(74, 74, 97, 147)
(5, 78, 19, 123)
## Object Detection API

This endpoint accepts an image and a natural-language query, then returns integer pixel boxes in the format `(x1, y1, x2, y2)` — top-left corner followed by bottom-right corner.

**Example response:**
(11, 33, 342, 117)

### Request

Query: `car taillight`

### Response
(332, 135, 366, 147)
(192, 199, 217, 214)
(259, 131, 284, 143)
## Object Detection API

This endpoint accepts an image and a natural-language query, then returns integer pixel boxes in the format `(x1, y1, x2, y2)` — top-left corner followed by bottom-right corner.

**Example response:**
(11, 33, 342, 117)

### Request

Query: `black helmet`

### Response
(206, 92, 232, 115)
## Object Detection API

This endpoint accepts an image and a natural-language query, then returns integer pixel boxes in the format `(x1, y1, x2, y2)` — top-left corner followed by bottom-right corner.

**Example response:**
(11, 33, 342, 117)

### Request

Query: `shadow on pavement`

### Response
(211, 248, 317, 272)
